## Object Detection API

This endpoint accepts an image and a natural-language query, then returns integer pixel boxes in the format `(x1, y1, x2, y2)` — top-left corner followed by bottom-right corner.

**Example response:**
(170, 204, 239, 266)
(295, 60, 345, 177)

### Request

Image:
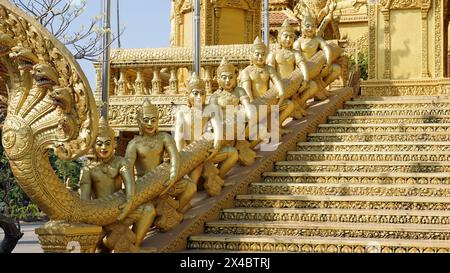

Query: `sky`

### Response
(75, 0, 172, 89)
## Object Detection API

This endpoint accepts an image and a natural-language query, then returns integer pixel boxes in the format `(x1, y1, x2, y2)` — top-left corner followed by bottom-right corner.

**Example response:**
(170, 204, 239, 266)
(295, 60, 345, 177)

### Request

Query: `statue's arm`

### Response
(318, 37, 332, 65)
(119, 158, 135, 203)
(174, 110, 186, 151)
(208, 104, 223, 150)
(266, 52, 276, 70)
(295, 51, 310, 81)
(125, 140, 137, 175)
(163, 133, 181, 183)
(269, 66, 286, 105)
(79, 167, 92, 201)
(238, 88, 255, 121)
(240, 69, 254, 102)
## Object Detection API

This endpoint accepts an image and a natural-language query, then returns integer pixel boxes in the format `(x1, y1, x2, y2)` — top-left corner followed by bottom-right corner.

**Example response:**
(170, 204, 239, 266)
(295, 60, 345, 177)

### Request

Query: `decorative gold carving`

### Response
(361, 79, 450, 96)
(379, 0, 430, 10)
(220, 209, 450, 225)
(35, 221, 104, 253)
(381, 8, 391, 79)
(368, 3, 377, 79)
(188, 238, 450, 253)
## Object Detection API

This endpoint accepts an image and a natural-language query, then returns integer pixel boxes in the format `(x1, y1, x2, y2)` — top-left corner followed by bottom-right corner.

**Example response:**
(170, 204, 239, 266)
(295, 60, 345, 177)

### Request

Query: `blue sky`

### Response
(76, 0, 172, 89)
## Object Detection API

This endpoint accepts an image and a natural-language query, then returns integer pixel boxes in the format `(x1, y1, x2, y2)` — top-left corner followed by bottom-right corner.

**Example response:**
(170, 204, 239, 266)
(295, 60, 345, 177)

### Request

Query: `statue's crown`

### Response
(280, 19, 295, 34)
(187, 72, 205, 92)
(302, 9, 318, 26)
(98, 116, 115, 139)
(140, 99, 158, 117)
(252, 36, 267, 52)
(217, 57, 236, 75)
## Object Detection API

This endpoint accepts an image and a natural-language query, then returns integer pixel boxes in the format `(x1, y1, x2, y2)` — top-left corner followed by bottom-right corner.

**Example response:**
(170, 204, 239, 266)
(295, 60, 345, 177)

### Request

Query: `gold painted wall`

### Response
(339, 22, 367, 44)
(219, 8, 246, 45)
(390, 10, 421, 79)
(183, 12, 193, 47)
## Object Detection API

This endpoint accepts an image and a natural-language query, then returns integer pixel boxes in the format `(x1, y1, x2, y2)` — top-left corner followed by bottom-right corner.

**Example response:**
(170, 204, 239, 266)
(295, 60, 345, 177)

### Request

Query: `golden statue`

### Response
(79, 117, 155, 250)
(210, 57, 256, 166)
(293, 11, 342, 100)
(125, 99, 196, 229)
(175, 72, 238, 196)
(267, 19, 320, 119)
(240, 37, 295, 127)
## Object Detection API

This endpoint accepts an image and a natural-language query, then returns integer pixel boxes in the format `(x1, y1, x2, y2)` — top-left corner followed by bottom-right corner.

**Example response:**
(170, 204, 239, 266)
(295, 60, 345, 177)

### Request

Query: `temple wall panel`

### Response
(390, 10, 421, 79)
(218, 8, 246, 44)
(339, 22, 367, 44)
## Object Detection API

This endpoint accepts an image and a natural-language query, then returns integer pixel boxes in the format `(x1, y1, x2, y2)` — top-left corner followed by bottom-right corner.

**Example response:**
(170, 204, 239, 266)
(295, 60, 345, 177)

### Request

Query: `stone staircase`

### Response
(186, 96, 450, 253)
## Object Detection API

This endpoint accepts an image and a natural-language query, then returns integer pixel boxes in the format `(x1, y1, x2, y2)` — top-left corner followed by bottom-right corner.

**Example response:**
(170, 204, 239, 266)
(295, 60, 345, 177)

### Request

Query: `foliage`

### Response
(49, 150, 82, 191)
(349, 52, 369, 80)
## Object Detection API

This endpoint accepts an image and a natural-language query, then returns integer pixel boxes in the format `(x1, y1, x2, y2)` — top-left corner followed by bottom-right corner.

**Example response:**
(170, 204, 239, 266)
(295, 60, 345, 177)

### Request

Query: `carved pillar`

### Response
(381, 8, 391, 79)
(368, 3, 377, 80)
(421, 2, 431, 78)
(117, 69, 126, 96)
(94, 64, 102, 100)
(135, 69, 145, 95)
(169, 67, 178, 94)
(245, 11, 253, 44)
(214, 8, 221, 44)
(204, 66, 212, 94)
(152, 67, 162, 94)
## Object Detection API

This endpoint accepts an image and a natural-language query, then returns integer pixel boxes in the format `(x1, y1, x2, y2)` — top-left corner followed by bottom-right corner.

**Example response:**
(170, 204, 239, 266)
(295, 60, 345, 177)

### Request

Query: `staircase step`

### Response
(307, 132, 450, 142)
(328, 115, 450, 124)
(287, 151, 450, 162)
(317, 123, 450, 133)
(234, 195, 450, 210)
(336, 108, 450, 117)
(275, 161, 450, 173)
(296, 141, 450, 152)
(187, 234, 450, 253)
(344, 100, 450, 110)
(220, 208, 450, 224)
(263, 171, 450, 185)
(249, 183, 450, 197)
(353, 96, 450, 101)
(204, 221, 450, 240)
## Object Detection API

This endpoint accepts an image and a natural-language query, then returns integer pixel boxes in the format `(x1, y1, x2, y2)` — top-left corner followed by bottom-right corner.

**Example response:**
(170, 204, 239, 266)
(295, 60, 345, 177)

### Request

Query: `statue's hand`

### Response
(321, 64, 331, 76)
(159, 176, 177, 196)
(117, 201, 133, 222)
(206, 147, 220, 162)
(277, 94, 286, 107)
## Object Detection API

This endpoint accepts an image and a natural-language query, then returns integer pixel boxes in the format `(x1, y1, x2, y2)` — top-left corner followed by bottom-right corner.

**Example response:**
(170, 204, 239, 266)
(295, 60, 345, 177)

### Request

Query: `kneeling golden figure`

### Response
(79, 117, 155, 251)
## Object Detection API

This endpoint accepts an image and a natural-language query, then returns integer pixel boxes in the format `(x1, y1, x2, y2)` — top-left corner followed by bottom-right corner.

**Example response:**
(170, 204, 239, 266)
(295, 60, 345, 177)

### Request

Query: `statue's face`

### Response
(279, 31, 295, 49)
(188, 88, 206, 107)
(139, 112, 158, 136)
(218, 71, 236, 91)
(251, 48, 267, 67)
(95, 136, 114, 160)
(302, 17, 317, 38)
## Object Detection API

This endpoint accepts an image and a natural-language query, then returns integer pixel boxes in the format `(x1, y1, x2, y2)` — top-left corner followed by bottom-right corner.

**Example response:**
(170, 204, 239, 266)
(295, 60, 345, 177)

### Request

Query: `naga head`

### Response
(32, 63, 58, 89)
(250, 36, 267, 68)
(278, 19, 296, 49)
(137, 99, 159, 136)
(9, 45, 39, 71)
(0, 32, 14, 57)
(95, 117, 116, 161)
(217, 57, 237, 92)
(49, 87, 73, 113)
(186, 72, 206, 108)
